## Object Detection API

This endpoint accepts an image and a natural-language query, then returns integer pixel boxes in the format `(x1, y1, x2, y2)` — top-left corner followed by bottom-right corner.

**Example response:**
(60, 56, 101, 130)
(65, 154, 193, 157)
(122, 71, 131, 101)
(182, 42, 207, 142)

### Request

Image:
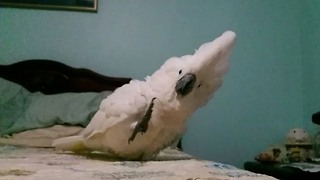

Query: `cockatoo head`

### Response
(147, 31, 236, 113)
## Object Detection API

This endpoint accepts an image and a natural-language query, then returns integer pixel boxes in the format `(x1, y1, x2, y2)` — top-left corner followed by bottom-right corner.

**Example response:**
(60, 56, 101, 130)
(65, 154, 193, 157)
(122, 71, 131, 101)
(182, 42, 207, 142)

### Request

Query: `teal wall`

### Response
(300, 0, 320, 133)
(0, 0, 312, 167)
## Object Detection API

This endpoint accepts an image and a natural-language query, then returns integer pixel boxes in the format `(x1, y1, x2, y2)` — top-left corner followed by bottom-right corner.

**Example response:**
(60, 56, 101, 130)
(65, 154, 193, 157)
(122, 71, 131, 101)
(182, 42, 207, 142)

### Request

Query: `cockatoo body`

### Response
(52, 31, 236, 160)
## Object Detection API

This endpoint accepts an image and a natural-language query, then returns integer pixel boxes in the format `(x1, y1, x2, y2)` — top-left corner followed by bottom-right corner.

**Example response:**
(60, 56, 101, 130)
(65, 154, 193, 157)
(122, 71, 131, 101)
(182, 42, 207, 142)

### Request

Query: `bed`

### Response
(0, 60, 276, 180)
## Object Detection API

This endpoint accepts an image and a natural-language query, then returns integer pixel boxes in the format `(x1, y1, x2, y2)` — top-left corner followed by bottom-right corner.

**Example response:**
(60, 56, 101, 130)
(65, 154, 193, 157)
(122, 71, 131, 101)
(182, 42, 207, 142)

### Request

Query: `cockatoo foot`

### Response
(128, 97, 156, 144)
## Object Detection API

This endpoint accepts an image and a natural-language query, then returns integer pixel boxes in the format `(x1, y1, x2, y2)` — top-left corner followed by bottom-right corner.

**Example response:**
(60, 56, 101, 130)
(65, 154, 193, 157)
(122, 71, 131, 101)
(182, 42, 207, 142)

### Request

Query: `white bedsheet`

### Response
(0, 126, 277, 180)
(0, 145, 277, 180)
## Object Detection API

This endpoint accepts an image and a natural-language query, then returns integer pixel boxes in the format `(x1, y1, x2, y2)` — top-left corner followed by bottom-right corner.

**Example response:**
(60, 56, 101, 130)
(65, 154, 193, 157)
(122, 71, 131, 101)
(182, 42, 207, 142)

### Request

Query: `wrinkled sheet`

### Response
(0, 125, 83, 147)
(0, 145, 277, 180)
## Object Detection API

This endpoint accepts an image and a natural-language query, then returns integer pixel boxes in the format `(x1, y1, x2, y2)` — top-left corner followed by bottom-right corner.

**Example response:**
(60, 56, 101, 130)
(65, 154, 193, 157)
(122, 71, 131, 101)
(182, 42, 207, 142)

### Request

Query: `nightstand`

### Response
(244, 161, 320, 180)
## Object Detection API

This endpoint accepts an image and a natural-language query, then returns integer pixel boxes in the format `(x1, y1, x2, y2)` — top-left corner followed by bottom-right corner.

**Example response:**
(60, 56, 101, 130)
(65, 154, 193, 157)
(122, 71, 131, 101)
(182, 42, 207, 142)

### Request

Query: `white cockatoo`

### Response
(52, 31, 236, 160)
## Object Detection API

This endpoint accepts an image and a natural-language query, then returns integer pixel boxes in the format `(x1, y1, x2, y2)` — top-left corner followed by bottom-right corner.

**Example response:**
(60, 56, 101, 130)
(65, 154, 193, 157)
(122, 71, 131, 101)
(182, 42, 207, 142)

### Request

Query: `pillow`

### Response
(0, 78, 111, 135)
(0, 77, 29, 133)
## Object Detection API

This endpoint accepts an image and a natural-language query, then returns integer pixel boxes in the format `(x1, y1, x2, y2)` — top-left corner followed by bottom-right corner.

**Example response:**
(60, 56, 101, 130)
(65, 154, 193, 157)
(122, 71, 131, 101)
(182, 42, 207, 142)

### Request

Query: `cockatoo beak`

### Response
(175, 73, 196, 97)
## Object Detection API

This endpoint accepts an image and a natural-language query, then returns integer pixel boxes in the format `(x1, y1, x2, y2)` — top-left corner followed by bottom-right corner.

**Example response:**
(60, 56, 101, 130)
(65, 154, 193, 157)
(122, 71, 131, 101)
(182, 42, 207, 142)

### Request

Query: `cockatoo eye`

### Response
(198, 83, 202, 88)
(179, 70, 182, 75)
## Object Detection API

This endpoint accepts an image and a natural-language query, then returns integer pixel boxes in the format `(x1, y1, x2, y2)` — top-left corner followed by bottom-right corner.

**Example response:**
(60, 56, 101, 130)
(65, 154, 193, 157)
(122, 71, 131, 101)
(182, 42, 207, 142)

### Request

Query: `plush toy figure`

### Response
(285, 128, 311, 145)
(52, 31, 236, 160)
(285, 128, 313, 162)
(255, 145, 287, 163)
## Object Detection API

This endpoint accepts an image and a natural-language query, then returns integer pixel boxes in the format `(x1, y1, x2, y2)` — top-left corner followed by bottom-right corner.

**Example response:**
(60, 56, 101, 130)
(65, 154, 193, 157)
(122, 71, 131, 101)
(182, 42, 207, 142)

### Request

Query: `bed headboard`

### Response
(0, 59, 132, 94)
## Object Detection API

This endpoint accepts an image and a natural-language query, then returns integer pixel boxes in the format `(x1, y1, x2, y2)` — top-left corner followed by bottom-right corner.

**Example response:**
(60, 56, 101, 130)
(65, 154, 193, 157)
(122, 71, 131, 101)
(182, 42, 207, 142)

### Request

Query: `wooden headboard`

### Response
(0, 59, 132, 94)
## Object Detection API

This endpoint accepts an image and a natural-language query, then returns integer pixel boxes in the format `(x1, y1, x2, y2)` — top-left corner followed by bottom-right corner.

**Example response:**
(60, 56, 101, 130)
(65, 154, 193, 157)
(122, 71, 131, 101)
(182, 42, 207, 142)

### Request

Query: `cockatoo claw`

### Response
(128, 97, 156, 144)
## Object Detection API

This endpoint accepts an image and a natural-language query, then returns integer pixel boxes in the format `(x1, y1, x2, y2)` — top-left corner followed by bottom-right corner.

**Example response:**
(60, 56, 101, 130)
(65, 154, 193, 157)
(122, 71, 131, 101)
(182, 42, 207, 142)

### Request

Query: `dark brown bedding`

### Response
(0, 59, 131, 94)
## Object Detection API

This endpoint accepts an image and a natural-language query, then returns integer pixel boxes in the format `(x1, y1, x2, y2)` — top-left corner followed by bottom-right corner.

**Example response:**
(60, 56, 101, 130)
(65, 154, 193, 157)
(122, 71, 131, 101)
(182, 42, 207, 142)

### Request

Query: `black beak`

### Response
(175, 73, 196, 96)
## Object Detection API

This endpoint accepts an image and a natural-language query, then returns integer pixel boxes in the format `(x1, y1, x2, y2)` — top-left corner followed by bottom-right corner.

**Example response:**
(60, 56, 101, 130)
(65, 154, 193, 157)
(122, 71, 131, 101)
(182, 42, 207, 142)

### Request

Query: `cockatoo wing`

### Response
(80, 80, 152, 140)
(53, 81, 153, 151)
